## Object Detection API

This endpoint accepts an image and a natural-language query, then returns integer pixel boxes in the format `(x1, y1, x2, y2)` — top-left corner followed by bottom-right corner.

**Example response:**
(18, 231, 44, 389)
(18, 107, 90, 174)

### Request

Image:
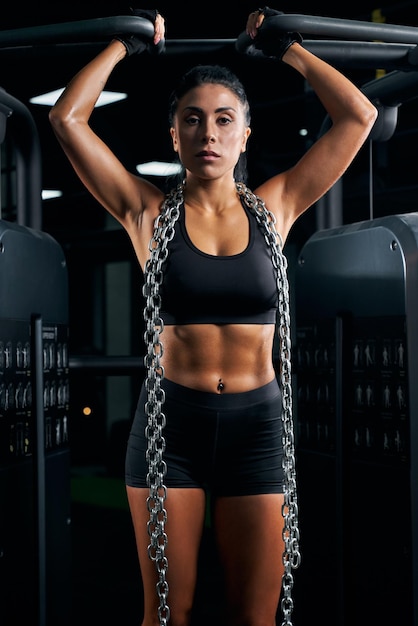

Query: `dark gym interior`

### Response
(1, 2, 418, 625)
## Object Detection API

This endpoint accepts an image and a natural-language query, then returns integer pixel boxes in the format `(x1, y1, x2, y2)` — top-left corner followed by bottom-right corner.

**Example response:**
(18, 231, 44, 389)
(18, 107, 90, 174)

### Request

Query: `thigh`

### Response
(213, 493, 285, 626)
(126, 485, 206, 624)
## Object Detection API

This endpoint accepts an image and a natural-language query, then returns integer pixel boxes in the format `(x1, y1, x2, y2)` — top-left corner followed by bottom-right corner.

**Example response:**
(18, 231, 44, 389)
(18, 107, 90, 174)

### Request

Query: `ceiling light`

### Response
(136, 161, 183, 177)
(42, 189, 63, 200)
(30, 89, 128, 107)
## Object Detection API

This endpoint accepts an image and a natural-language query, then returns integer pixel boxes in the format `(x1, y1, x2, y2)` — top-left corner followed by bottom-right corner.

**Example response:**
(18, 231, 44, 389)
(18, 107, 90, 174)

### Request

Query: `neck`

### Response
(183, 177, 243, 214)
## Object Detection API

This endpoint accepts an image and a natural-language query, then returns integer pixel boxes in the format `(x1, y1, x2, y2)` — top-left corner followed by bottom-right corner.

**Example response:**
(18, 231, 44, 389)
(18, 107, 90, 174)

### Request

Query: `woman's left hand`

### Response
(153, 11, 165, 45)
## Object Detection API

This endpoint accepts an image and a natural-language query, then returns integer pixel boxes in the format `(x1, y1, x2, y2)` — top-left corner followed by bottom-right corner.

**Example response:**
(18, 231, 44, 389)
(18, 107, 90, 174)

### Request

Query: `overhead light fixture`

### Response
(42, 189, 63, 200)
(136, 161, 182, 177)
(30, 88, 128, 107)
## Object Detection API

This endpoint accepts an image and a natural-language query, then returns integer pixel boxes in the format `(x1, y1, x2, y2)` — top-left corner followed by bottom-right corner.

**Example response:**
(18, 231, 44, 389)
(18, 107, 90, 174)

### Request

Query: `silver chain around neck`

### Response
(142, 181, 301, 626)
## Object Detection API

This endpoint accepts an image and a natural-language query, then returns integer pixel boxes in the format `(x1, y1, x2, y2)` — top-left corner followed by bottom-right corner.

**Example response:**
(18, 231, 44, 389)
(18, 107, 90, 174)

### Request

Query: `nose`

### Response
(201, 132, 216, 144)
(201, 121, 216, 143)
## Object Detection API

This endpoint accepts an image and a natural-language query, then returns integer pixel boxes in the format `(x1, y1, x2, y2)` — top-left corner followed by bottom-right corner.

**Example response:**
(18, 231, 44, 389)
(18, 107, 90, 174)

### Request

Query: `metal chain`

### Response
(236, 182, 301, 626)
(142, 183, 183, 626)
(142, 181, 301, 626)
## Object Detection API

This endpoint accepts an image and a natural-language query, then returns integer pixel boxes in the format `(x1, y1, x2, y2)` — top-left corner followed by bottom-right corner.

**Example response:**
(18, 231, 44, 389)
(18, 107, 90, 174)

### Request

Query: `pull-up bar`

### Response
(245, 13, 418, 44)
(0, 14, 418, 70)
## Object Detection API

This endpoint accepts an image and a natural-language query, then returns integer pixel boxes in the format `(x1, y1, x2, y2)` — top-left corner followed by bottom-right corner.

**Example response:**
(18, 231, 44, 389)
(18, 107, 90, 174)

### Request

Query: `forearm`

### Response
(282, 43, 377, 127)
(49, 39, 127, 127)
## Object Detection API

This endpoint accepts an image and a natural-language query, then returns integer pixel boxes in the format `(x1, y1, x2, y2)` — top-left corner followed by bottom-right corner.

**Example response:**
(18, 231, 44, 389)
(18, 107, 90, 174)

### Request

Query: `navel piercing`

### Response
(217, 378, 225, 392)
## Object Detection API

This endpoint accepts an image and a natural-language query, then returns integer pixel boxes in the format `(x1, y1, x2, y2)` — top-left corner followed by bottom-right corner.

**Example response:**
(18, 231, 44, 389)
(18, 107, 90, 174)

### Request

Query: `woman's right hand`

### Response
(245, 8, 266, 39)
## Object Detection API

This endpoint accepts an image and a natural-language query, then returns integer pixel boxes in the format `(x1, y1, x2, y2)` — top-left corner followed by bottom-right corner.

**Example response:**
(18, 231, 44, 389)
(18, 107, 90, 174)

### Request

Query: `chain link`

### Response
(142, 182, 301, 626)
(236, 182, 301, 626)
(142, 183, 183, 626)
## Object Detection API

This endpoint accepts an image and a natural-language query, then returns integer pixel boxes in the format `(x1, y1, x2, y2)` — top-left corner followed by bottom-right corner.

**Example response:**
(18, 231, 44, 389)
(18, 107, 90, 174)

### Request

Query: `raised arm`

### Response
(49, 11, 166, 240)
(246, 8, 378, 243)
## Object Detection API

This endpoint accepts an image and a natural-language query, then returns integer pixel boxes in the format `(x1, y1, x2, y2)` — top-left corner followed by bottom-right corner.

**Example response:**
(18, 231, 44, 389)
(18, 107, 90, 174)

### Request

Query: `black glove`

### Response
(115, 8, 164, 57)
(253, 7, 302, 60)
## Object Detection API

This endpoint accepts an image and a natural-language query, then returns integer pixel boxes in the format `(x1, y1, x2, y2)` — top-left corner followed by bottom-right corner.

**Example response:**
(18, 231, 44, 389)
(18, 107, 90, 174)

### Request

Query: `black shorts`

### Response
(125, 377, 284, 496)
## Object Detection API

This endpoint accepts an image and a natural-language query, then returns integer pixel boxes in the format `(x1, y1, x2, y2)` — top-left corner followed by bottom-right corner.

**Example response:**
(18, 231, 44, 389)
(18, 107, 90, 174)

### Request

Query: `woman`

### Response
(49, 8, 377, 626)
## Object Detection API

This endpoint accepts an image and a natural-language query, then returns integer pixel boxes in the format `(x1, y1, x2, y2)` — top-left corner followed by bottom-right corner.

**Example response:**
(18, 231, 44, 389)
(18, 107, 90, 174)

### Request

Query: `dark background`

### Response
(1, 3, 418, 625)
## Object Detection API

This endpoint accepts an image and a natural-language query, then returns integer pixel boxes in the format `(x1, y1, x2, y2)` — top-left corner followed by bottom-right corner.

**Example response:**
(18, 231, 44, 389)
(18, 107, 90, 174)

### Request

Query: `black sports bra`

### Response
(159, 201, 278, 325)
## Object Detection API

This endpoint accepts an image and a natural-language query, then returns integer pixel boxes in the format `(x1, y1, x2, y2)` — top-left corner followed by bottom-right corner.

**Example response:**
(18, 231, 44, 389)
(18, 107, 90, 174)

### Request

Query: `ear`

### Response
(170, 127, 178, 152)
(241, 127, 251, 153)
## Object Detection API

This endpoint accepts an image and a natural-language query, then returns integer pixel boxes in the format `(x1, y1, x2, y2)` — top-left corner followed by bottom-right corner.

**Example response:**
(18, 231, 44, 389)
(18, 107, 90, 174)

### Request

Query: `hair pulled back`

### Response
(167, 64, 251, 185)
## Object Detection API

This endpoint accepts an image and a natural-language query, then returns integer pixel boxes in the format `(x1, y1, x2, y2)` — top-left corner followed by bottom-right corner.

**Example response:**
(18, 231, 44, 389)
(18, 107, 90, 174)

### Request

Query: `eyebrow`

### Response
(182, 105, 237, 114)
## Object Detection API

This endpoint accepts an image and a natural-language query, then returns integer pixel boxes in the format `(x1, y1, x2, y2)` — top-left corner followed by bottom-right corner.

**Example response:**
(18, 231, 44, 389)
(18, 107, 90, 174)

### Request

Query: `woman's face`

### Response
(170, 83, 251, 180)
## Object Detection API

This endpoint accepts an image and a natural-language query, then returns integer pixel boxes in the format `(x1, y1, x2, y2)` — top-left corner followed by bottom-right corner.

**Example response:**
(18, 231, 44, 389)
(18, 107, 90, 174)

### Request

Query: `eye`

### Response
(218, 116, 233, 125)
(185, 115, 200, 126)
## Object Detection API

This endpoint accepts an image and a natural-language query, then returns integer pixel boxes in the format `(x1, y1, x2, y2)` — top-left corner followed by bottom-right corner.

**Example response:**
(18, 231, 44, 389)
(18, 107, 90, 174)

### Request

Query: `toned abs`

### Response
(161, 322, 276, 393)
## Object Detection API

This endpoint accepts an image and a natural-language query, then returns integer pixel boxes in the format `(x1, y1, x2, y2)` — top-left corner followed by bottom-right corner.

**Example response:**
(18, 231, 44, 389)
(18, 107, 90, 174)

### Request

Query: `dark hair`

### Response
(167, 64, 251, 187)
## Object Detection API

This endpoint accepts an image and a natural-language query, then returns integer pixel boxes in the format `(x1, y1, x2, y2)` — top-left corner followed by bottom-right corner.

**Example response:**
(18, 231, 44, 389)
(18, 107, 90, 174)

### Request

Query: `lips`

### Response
(196, 150, 220, 158)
